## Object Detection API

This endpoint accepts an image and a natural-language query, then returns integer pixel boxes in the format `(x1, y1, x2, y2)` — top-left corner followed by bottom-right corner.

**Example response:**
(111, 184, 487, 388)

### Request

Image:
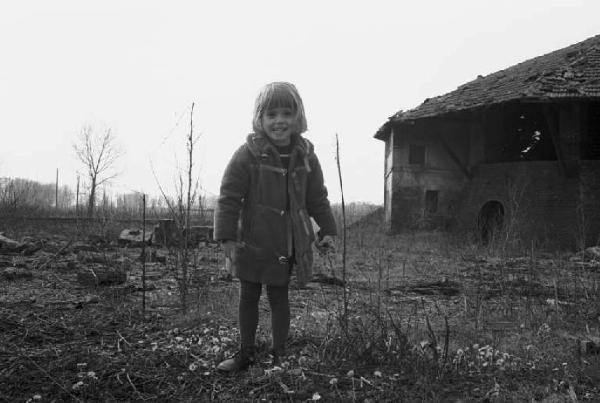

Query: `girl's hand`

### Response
(316, 235, 335, 254)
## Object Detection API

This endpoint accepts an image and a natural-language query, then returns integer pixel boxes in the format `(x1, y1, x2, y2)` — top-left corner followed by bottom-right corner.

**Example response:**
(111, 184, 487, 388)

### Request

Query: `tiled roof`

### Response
(375, 34, 600, 139)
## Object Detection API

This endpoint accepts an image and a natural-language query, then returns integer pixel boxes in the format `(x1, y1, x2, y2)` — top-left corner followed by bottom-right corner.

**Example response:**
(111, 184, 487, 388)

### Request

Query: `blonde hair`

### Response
(252, 82, 308, 135)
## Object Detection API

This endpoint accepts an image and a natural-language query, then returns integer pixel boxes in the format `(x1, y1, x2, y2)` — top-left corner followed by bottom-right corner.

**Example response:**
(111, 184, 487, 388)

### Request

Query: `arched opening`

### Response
(478, 201, 505, 244)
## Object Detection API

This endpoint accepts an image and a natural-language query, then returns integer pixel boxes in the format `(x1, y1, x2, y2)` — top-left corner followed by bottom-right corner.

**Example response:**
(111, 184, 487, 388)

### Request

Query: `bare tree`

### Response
(151, 103, 201, 313)
(73, 125, 122, 217)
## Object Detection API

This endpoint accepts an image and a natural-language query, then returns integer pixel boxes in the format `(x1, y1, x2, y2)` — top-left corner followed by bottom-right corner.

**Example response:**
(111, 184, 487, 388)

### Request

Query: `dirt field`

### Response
(1, 215, 599, 402)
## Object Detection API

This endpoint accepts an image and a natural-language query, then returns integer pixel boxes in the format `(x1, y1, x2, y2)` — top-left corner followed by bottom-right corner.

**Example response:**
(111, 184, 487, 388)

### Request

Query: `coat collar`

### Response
(246, 132, 311, 159)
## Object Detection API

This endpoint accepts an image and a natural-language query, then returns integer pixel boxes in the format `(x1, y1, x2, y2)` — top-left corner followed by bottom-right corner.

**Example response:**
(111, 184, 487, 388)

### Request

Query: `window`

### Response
(491, 103, 556, 162)
(409, 144, 426, 164)
(425, 190, 438, 214)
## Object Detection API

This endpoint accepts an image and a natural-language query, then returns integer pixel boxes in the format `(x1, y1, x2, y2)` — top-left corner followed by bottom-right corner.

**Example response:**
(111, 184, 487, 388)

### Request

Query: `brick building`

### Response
(375, 34, 600, 247)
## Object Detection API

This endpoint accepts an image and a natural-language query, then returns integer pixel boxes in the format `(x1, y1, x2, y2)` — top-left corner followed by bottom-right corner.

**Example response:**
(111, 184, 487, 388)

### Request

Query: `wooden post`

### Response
(55, 169, 59, 212)
(142, 193, 147, 317)
(542, 105, 569, 177)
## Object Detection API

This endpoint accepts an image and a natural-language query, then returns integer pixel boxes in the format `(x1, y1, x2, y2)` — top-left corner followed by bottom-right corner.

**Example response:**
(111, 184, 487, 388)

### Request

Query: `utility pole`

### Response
(141, 193, 147, 317)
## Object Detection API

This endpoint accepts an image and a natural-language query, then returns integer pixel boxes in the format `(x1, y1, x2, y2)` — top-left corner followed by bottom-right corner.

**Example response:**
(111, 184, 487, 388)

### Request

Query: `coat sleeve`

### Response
(305, 153, 337, 237)
(213, 146, 250, 241)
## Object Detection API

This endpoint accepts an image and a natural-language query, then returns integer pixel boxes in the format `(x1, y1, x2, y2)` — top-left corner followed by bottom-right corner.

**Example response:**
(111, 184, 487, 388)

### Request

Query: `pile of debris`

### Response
(0, 233, 131, 287)
(118, 220, 214, 248)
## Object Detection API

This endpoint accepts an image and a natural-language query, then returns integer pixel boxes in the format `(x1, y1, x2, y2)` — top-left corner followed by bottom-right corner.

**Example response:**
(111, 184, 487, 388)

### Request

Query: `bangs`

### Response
(261, 84, 299, 112)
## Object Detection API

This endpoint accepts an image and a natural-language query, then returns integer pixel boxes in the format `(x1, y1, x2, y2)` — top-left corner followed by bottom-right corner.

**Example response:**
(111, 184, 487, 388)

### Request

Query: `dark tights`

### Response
(239, 280, 289, 351)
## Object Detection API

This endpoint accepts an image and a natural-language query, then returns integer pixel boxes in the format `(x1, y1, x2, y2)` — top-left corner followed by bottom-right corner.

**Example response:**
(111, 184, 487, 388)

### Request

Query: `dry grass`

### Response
(1, 214, 600, 401)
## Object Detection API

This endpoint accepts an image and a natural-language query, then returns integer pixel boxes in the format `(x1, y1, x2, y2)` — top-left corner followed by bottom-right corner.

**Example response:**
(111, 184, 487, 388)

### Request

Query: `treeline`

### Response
(0, 177, 217, 220)
(0, 177, 74, 214)
(0, 176, 377, 226)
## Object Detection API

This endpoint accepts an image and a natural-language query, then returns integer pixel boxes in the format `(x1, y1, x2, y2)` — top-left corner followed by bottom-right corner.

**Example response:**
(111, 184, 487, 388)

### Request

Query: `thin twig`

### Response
(117, 330, 132, 348)
(335, 133, 348, 333)
(14, 345, 83, 402)
(443, 315, 450, 365)
(126, 372, 146, 401)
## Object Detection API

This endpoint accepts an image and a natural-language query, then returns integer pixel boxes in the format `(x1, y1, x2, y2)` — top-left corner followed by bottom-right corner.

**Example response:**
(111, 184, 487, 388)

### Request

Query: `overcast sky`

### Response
(1, 0, 599, 204)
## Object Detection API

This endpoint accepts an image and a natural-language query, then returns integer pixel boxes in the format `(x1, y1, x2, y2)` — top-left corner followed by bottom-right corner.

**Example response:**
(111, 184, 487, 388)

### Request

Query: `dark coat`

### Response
(214, 133, 337, 286)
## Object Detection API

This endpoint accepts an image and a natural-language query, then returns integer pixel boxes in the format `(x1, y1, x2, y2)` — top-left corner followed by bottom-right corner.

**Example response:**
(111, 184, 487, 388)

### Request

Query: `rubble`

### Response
(150, 219, 214, 247)
(152, 219, 179, 246)
(118, 228, 152, 246)
(0, 233, 42, 255)
(0, 233, 21, 250)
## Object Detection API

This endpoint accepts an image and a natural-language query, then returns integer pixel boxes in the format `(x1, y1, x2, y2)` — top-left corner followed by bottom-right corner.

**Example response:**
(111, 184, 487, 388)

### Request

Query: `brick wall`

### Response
(457, 161, 599, 248)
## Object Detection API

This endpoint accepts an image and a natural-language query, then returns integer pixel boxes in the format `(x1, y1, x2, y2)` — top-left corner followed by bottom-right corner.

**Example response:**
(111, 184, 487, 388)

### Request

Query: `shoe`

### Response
(270, 347, 286, 366)
(217, 348, 254, 372)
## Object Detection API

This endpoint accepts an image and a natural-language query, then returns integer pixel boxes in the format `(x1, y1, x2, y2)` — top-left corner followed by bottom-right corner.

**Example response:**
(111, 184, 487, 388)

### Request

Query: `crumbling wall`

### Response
(389, 120, 470, 230)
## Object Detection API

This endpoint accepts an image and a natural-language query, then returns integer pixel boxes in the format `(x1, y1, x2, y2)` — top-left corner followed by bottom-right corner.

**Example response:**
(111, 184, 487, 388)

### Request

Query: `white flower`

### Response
(33, 395, 42, 400)
(374, 370, 382, 377)
(72, 381, 84, 390)
(346, 370, 355, 377)
(329, 378, 338, 386)
(189, 363, 198, 372)
(87, 371, 97, 379)
(312, 392, 321, 400)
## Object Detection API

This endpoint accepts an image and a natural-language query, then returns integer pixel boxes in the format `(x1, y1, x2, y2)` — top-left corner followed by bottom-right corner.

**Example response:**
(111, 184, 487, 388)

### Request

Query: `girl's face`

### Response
(261, 107, 295, 146)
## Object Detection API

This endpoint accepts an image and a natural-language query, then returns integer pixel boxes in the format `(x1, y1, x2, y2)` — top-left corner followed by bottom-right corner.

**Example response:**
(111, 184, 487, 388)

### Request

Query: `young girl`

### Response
(214, 82, 337, 372)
